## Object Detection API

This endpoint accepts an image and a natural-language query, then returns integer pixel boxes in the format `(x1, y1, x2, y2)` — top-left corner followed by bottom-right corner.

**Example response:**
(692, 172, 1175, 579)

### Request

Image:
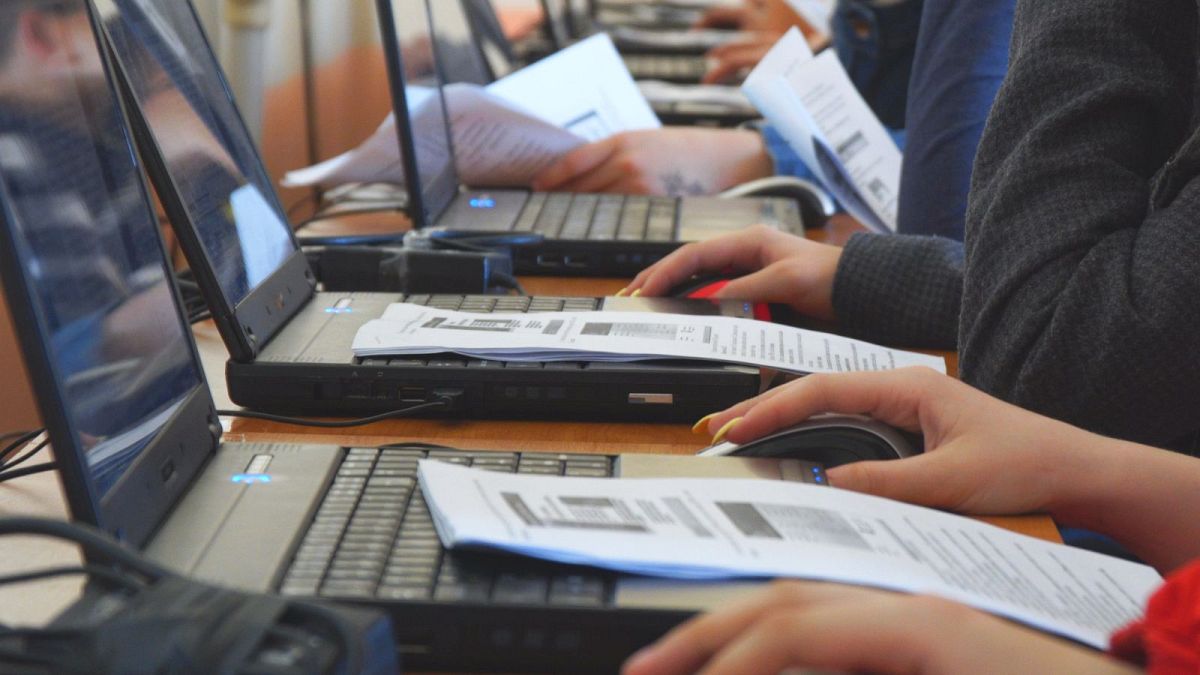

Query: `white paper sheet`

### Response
(283, 35, 657, 188)
(743, 29, 902, 232)
(419, 460, 1162, 649)
(352, 303, 946, 375)
(486, 34, 661, 141)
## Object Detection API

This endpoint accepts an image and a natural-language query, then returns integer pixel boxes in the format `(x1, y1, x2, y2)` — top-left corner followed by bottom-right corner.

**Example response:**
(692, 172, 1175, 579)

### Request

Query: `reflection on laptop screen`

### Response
(95, 0, 296, 310)
(431, 0, 492, 86)
(0, 0, 201, 497)
(381, 0, 461, 225)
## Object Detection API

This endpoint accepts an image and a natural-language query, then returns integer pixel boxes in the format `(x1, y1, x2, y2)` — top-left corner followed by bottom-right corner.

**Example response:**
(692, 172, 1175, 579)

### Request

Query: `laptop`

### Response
(459, 0, 760, 126)
(535, 0, 712, 83)
(381, 0, 802, 277)
(95, 0, 765, 422)
(0, 8, 825, 668)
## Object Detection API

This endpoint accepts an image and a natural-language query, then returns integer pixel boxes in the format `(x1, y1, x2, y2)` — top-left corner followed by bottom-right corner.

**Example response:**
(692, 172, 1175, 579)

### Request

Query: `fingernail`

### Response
(615, 287, 629, 297)
(631, 289, 642, 297)
(691, 413, 716, 434)
(711, 417, 743, 444)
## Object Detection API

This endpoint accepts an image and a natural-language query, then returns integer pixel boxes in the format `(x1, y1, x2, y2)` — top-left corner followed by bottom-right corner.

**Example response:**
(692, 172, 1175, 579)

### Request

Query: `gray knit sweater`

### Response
(830, 0, 1200, 449)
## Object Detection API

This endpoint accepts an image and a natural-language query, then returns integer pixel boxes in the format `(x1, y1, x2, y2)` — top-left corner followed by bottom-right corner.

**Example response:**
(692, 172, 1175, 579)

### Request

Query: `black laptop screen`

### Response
(0, 0, 202, 498)
(380, 0, 461, 225)
(94, 0, 296, 310)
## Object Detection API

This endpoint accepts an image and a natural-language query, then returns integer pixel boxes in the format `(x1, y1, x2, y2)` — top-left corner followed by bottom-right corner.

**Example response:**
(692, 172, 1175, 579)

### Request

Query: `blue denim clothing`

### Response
(897, 0, 1016, 239)
(758, 0, 1014, 239)
(832, 0, 925, 130)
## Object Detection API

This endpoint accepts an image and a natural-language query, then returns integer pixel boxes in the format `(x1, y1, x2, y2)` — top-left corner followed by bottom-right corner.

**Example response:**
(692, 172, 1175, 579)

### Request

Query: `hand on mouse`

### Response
(622, 225, 843, 321)
(621, 579, 1125, 675)
(697, 368, 1116, 521)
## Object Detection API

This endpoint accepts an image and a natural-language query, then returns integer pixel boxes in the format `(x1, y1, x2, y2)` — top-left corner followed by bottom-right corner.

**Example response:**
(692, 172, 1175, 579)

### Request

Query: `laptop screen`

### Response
(0, 0, 202, 499)
(93, 0, 297, 310)
(378, 0, 462, 227)
(431, 0, 492, 86)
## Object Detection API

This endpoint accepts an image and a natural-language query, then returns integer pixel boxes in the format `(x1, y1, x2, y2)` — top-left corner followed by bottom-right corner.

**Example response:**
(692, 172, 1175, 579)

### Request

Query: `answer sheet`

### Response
(743, 29, 902, 232)
(419, 461, 1162, 649)
(352, 303, 946, 375)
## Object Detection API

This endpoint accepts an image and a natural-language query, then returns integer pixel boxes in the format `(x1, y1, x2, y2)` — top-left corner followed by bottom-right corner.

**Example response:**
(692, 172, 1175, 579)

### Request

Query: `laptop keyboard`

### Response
(512, 193, 678, 242)
(624, 54, 709, 82)
(279, 447, 615, 606)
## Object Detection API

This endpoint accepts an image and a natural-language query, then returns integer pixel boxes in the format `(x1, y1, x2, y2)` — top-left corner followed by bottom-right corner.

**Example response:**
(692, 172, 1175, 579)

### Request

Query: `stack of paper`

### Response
(352, 303, 946, 375)
(284, 34, 660, 189)
(742, 28, 902, 232)
(418, 460, 1162, 650)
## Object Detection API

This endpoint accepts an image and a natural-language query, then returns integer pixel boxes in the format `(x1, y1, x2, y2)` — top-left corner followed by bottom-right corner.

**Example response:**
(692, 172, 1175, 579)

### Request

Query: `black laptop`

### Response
(95, 0, 764, 422)
(0, 7, 824, 668)
(457, 0, 761, 126)
(380, 0, 802, 277)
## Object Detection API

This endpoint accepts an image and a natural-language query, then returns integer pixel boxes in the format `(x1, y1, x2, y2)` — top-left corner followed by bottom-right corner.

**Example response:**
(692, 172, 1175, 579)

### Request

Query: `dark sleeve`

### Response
(960, 0, 1200, 447)
(831, 232, 962, 349)
(897, 0, 1016, 239)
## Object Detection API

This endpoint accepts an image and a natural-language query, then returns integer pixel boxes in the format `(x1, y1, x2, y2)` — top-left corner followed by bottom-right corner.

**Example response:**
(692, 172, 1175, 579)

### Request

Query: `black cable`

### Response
(0, 462, 56, 482)
(187, 310, 212, 325)
(0, 439, 48, 473)
(0, 518, 173, 580)
(215, 397, 451, 428)
(1, 431, 44, 465)
(0, 564, 144, 594)
(0, 431, 34, 446)
(490, 271, 527, 296)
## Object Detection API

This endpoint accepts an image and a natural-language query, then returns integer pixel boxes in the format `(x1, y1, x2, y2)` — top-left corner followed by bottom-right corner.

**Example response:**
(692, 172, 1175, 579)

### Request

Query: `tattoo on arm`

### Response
(660, 171, 708, 197)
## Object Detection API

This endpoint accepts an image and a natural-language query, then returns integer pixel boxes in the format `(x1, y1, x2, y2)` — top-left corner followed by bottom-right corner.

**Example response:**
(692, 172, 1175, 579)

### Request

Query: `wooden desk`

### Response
(0, 215, 1053, 634)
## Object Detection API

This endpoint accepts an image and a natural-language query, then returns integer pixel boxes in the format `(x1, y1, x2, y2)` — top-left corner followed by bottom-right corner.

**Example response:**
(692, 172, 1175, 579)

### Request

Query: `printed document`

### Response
(743, 28, 902, 232)
(284, 34, 658, 188)
(352, 303, 946, 375)
(419, 461, 1162, 649)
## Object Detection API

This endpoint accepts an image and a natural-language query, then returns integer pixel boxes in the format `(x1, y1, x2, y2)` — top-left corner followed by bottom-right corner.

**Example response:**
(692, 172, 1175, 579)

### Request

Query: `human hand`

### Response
(696, 367, 1119, 520)
(702, 38, 774, 84)
(531, 128, 772, 196)
(622, 225, 843, 321)
(622, 581, 1135, 675)
(693, 3, 754, 29)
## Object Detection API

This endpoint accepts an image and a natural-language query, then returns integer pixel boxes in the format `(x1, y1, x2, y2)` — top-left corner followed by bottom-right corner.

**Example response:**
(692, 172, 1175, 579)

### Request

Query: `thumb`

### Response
(827, 452, 964, 510)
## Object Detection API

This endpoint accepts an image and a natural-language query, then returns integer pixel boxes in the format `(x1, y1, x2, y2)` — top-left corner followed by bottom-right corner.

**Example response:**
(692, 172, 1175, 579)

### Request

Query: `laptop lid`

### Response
(375, 0, 466, 232)
(460, 0, 516, 80)
(0, 0, 220, 548)
(94, 0, 315, 362)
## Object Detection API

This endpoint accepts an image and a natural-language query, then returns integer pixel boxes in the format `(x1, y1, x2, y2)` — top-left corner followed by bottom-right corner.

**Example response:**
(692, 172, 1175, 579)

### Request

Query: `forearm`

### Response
(1050, 436, 1200, 573)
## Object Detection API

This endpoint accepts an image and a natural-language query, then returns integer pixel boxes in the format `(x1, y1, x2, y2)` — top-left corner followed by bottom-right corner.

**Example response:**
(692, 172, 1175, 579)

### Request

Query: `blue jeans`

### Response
(832, 0, 925, 131)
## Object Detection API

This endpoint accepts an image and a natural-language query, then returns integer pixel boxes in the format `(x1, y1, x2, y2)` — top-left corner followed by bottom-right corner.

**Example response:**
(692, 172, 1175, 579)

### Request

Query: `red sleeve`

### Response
(1110, 558, 1200, 673)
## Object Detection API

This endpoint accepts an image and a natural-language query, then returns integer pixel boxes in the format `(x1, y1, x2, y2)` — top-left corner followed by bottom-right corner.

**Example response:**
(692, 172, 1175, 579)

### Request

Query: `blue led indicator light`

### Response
(469, 197, 496, 209)
(231, 473, 272, 484)
(815, 476, 823, 483)
(324, 307, 353, 314)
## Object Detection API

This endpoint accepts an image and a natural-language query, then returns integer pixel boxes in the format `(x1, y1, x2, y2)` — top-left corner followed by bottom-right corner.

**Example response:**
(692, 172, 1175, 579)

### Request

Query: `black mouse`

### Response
(696, 414, 919, 468)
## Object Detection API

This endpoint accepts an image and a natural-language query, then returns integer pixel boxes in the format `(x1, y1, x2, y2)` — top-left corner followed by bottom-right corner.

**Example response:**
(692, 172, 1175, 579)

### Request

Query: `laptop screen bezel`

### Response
(374, 0, 465, 230)
(98, 0, 316, 363)
(0, 0, 222, 548)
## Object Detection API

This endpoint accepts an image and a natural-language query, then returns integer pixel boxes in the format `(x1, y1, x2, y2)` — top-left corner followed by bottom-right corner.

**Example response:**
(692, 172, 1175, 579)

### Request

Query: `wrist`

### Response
(721, 130, 774, 189)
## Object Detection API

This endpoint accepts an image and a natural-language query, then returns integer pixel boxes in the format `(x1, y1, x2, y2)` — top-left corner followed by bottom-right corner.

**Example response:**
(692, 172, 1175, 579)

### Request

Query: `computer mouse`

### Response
(697, 413, 919, 467)
(666, 275, 773, 321)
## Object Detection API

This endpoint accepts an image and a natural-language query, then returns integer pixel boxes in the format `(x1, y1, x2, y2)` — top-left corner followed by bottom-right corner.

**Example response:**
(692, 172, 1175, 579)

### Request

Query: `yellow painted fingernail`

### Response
(691, 413, 717, 434)
(615, 287, 629, 297)
(711, 417, 743, 444)
(631, 289, 642, 297)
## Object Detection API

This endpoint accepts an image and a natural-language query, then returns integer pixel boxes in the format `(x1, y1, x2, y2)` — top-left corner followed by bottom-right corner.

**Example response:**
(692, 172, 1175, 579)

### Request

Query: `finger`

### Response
(555, 156, 640, 194)
(532, 139, 619, 191)
(723, 369, 947, 444)
(701, 59, 746, 85)
(827, 445, 989, 513)
(627, 226, 781, 296)
(624, 582, 880, 675)
(710, 261, 812, 305)
(695, 384, 798, 436)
